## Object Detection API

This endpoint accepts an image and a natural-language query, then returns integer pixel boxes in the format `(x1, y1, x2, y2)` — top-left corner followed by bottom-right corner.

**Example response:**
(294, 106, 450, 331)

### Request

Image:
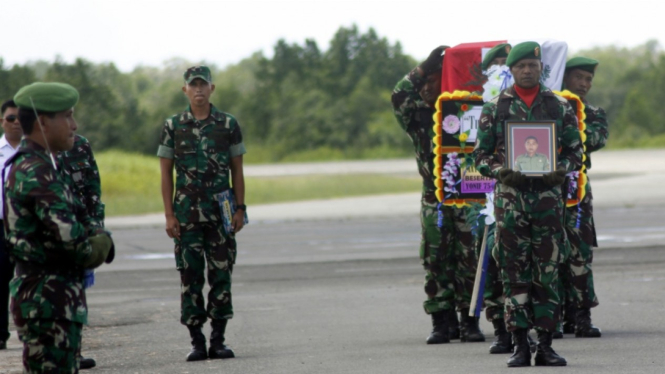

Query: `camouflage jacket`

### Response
(157, 104, 246, 223)
(474, 85, 583, 212)
(57, 134, 104, 228)
(581, 100, 608, 170)
(391, 68, 436, 195)
(3, 139, 93, 323)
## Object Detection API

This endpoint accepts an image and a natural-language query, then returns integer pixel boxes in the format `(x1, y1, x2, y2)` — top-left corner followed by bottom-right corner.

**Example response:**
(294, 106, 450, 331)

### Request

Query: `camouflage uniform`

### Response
(467, 203, 504, 322)
(57, 135, 104, 229)
(515, 153, 550, 172)
(474, 85, 583, 332)
(561, 102, 608, 309)
(4, 139, 95, 373)
(475, 222, 504, 322)
(157, 104, 245, 327)
(392, 68, 477, 315)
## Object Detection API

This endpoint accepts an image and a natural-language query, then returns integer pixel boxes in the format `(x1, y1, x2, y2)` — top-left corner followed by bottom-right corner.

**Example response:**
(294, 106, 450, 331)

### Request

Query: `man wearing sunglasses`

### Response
(0, 99, 22, 350)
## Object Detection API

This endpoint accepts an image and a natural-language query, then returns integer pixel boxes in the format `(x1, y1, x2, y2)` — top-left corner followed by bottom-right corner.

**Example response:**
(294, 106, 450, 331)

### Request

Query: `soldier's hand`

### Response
(542, 169, 567, 187)
(419, 45, 448, 76)
(84, 234, 113, 269)
(231, 210, 245, 234)
(498, 168, 527, 188)
(165, 214, 180, 239)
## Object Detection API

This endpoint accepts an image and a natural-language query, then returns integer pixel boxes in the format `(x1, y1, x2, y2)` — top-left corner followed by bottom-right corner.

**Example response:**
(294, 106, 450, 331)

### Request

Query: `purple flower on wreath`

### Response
(442, 115, 460, 134)
(442, 152, 460, 195)
(567, 171, 579, 199)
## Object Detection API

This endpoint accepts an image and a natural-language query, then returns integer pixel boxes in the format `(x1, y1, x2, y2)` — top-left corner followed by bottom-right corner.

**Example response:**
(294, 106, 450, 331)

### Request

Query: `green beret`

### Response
(566, 57, 599, 74)
(482, 43, 512, 70)
(14, 82, 79, 113)
(184, 65, 212, 83)
(506, 41, 542, 67)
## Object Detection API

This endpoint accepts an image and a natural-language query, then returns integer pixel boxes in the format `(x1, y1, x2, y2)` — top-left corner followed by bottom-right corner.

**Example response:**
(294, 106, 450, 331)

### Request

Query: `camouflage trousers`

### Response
(495, 206, 563, 332)
(561, 184, 599, 309)
(421, 192, 477, 314)
(14, 317, 82, 374)
(176, 221, 236, 327)
(476, 223, 504, 322)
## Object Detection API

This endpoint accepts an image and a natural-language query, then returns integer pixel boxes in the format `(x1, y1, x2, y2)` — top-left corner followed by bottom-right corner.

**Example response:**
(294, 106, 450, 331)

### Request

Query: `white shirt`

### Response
(0, 135, 20, 220)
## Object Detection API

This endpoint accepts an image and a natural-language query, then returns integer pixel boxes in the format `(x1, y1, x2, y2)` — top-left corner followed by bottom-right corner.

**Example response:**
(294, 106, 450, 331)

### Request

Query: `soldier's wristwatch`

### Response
(236, 204, 247, 211)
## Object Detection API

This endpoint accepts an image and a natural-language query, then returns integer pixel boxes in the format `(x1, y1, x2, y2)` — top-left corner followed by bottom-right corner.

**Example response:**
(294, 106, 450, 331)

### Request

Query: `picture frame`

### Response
(505, 121, 557, 177)
(432, 91, 494, 205)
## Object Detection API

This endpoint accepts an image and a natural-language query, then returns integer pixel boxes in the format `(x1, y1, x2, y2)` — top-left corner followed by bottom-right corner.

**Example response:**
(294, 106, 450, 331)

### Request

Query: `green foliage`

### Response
(577, 40, 665, 148)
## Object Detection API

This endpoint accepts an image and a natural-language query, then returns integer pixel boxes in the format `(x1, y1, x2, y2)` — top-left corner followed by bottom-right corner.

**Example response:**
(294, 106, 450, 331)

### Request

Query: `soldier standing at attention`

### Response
(515, 136, 550, 172)
(392, 47, 485, 345)
(57, 134, 107, 369)
(474, 42, 583, 367)
(0, 99, 22, 351)
(6, 82, 114, 373)
(559, 57, 606, 338)
(158, 66, 246, 362)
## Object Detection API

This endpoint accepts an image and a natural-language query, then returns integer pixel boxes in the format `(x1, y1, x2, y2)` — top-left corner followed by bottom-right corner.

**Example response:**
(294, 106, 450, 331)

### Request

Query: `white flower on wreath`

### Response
(483, 65, 513, 103)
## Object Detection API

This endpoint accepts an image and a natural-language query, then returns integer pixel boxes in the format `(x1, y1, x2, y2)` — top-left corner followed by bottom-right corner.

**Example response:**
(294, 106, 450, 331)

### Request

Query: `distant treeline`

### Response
(0, 28, 663, 162)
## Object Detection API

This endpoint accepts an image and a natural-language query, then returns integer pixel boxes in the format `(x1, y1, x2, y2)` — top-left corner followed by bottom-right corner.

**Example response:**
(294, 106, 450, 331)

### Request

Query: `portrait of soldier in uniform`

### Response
(515, 136, 550, 172)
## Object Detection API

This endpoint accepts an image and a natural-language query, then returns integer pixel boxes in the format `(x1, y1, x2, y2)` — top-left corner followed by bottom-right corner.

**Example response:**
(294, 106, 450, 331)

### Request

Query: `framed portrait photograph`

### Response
(505, 121, 557, 177)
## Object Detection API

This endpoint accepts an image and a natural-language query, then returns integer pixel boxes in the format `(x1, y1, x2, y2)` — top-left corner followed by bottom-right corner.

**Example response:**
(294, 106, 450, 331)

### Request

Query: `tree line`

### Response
(0, 27, 662, 162)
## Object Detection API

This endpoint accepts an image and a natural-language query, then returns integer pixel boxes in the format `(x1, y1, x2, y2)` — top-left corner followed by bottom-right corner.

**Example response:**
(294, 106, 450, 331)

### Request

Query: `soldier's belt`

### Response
(15, 261, 85, 279)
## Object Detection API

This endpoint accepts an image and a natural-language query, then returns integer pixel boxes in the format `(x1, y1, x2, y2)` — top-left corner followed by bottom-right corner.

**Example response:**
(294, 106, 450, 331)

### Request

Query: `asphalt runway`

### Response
(2, 205, 665, 374)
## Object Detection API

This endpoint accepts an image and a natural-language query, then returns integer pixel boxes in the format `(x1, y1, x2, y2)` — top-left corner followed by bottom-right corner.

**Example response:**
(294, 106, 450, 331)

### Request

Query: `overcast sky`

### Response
(4, 0, 662, 72)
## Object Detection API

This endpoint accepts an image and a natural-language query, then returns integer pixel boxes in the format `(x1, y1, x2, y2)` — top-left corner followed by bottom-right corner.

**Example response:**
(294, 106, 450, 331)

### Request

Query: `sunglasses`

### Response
(3, 115, 18, 123)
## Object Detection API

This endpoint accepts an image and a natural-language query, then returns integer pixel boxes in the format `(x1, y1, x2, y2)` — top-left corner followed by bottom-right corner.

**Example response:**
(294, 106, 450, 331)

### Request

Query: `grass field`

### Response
(97, 151, 421, 217)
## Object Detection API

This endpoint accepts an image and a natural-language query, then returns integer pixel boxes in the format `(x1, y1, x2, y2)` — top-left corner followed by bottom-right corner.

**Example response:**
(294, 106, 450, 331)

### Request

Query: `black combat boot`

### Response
(448, 309, 461, 340)
(489, 319, 513, 354)
(562, 303, 576, 334)
(79, 356, 96, 369)
(534, 330, 567, 366)
(460, 308, 485, 342)
(209, 319, 235, 359)
(507, 328, 531, 367)
(426, 310, 449, 344)
(575, 308, 601, 337)
(186, 325, 208, 362)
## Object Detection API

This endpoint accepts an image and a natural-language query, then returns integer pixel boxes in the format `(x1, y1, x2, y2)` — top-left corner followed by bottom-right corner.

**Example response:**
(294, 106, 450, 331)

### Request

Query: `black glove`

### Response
(419, 45, 449, 76)
(498, 168, 527, 188)
(542, 169, 568, 187)
(83, 234, 113, 269)
(105, 238, 115, 264)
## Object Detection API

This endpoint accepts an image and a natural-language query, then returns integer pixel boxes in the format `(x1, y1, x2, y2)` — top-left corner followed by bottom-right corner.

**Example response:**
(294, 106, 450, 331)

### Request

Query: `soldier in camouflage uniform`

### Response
(474, 42, 583, 367)
(57, 134, 106, 369)
(5, 82, 114, 373)
(158, 66, 246, 362)
(559, 57, 607, 338)
(392, 46, 484, 345)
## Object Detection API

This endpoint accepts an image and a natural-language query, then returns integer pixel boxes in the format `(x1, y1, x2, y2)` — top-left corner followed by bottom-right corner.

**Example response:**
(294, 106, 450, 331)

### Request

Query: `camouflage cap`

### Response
(184, 65, 212, 84)
(482, 43, 512, 70)
(14, 82, 79, 112)
(506, 41, 541, 67)
(565, 56, 599, 74)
